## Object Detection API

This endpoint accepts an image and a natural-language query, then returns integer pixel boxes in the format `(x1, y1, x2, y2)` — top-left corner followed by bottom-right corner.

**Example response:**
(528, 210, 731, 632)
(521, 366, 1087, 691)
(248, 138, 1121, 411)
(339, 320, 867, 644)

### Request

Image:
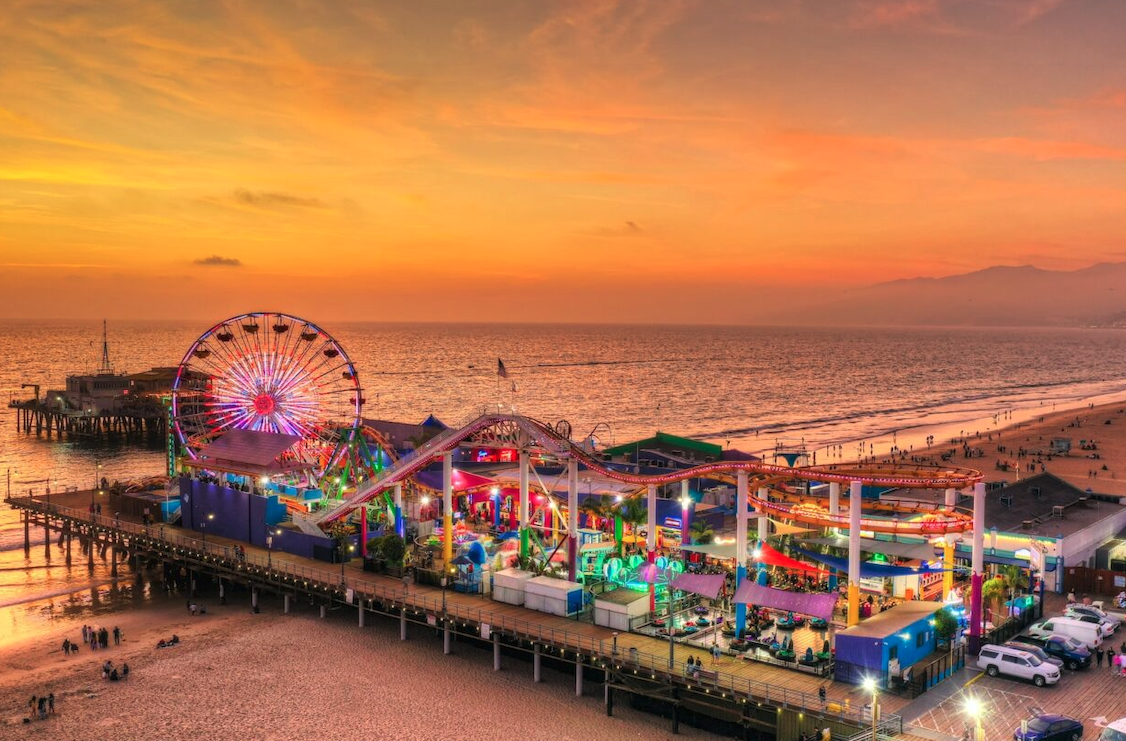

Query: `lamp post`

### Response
(341, 543, 354, 582)
(862, 677, 880, 741)
(963, 694, 984, 741)
(267, 533, 274, 569)
(202, 512, 214, 545)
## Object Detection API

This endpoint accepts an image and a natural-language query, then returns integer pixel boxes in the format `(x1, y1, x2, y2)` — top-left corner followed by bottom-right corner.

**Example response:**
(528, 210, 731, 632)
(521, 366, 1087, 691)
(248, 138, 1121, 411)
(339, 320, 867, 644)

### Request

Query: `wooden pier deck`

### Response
(9, 489, 916, 739)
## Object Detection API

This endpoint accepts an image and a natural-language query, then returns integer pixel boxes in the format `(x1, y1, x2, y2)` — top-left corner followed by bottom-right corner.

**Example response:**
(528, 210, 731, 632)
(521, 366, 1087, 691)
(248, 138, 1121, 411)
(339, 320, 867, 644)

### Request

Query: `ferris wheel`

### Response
(171, 312, 363, 477)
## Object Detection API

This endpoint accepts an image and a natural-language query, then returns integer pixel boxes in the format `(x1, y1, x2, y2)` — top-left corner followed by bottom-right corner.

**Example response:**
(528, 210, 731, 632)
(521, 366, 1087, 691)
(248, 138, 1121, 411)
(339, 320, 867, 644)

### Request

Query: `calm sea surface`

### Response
(2, 320, 1126, 619)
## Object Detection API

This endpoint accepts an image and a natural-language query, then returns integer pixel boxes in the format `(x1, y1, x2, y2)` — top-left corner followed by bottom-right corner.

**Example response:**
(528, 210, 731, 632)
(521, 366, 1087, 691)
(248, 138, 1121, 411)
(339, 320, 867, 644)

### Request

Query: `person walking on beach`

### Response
(81, 625, 88, 644)
(62, 638, 71, 656)
(113, 626, 121, 645)
(122, 663, 130, 680)
(47, 693, 54, 714)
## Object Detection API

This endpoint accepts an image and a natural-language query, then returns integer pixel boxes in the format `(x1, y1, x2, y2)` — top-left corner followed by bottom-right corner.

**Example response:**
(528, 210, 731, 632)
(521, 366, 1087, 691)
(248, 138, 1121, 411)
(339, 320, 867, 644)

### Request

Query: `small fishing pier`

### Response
(8, 489, 908, 741)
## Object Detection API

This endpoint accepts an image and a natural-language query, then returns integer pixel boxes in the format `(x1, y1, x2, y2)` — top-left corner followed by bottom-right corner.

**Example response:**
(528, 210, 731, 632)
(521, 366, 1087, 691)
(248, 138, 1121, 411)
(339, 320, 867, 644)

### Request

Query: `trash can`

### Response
(629, 646, 639, 664)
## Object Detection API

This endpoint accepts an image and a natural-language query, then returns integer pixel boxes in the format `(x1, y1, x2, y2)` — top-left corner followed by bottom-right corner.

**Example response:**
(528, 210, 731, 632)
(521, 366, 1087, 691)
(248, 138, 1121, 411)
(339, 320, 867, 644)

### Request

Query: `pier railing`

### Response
(7, 495, 898, 732)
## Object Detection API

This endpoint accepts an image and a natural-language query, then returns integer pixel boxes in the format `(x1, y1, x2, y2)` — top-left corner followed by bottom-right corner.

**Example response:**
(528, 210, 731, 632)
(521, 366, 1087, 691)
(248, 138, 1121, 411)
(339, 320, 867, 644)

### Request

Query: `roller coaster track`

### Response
(314, 413, 982, 535)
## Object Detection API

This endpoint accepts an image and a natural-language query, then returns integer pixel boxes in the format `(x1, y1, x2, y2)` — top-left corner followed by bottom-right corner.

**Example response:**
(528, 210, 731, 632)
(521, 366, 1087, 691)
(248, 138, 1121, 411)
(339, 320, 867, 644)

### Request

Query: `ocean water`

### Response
(3, 320, 1126, 612)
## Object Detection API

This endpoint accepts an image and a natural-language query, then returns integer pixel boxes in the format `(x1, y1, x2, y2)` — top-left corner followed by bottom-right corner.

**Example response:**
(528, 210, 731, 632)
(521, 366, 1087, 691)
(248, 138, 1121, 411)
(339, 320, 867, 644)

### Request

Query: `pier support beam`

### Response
(646, 484, 658, 612)
(393, 483, 404, 538)
(358, 601, 365, 627)
(23, 511, 30, 552)
(672, 689, 680, 734)
(605, 684, 614, 717)
(755, 487, 769, 586)
(442, 452, 454, 564)
(400, 607, 407, 641)
(533, 643, 542, 682)
(320, 604, 326, 619)
(575, 658, 583, 696)
(252, 589, 258, 611)
(87, 531, 95, 569)
(828, 482, 841, 590)
(519, 451, 530, 559)
(493, 633, 501, 671)
(284, 594, 290, 614)
(443, 618, 451, 655)
(969, 482, 986, 652)
(43, 518, 51, 559)
(847, 480, 862, 627)
(735, 471, 749, 637)
(943, 488, 957, 600)
(65, 524, 72, 565)
(110, 537, 118, 577)
(567, 458, 579, 582)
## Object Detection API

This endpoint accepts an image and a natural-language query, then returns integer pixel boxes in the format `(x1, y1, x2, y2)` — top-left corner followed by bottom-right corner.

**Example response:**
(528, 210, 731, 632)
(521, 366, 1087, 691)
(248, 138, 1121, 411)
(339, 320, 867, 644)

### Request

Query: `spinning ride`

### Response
(171, 312, 363, 478)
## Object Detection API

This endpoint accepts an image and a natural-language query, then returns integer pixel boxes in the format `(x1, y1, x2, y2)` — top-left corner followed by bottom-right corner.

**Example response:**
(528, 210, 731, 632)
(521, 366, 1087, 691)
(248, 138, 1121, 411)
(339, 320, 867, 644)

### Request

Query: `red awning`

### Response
(756, 544, 826, 574)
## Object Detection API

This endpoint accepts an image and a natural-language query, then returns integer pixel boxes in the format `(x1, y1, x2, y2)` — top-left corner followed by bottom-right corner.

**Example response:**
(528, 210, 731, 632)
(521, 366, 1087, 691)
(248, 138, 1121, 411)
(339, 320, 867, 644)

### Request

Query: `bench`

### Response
(695, 668, 719, 682)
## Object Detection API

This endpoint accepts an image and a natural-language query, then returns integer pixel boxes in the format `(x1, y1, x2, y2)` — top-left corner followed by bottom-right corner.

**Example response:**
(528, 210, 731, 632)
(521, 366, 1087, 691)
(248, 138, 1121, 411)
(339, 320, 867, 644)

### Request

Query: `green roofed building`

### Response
(603, 432, 723, 464)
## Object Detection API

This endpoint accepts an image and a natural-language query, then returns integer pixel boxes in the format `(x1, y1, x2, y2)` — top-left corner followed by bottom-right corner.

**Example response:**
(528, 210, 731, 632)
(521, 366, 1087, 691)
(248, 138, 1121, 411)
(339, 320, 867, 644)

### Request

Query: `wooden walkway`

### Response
(12, 488, 915, 735)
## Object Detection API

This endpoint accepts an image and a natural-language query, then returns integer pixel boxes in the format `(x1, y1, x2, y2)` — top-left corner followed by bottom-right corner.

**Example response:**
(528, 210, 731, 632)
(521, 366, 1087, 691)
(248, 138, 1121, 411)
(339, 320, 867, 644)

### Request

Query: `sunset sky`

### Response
(1, 0, 1124, 323)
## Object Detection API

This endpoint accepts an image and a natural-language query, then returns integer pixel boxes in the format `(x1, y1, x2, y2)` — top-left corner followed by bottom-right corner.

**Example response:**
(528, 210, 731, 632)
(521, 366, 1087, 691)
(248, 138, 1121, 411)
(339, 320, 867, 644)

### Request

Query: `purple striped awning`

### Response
(732, 582, 837, 621)
(670, 573, 726, 600)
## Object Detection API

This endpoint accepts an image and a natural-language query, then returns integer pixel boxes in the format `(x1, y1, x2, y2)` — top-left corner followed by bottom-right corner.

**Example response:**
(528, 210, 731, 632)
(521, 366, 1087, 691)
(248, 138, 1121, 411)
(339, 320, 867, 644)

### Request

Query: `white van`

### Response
(977, 644, 1061, 687)
(1028, 616, 1103, 650)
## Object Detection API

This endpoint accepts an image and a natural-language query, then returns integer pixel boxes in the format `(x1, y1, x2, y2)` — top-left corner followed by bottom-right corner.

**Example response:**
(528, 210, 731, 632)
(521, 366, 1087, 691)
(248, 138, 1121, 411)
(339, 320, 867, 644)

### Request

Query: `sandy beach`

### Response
(0, 587, 713, 741)
(892, 400, 1126, 494)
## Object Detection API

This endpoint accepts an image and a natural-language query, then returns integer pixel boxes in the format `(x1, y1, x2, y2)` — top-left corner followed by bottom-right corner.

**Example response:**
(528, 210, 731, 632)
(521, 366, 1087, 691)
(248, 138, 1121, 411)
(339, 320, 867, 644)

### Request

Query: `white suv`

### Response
(1100, 718, 1126, 741)
(977, 644, 1061, 687)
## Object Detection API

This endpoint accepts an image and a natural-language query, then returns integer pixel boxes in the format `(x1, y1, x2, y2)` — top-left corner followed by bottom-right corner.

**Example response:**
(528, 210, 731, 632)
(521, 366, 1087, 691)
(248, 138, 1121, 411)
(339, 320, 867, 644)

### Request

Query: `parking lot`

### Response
(911, 624, 1126, 739)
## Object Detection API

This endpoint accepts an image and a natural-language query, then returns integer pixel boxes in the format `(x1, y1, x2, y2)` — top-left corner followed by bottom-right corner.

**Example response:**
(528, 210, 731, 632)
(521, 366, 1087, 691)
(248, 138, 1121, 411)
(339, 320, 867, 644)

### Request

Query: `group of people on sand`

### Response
(25, 693, 55, 722)
(101, 659, 129, 681)
(156, 634, 181, 649)
(63, 625, 121, 656)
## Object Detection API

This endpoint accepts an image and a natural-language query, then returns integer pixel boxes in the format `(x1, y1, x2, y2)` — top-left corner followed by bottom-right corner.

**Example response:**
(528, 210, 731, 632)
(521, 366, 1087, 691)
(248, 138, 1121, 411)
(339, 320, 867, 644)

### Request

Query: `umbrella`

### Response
(450, 554, 473, 566)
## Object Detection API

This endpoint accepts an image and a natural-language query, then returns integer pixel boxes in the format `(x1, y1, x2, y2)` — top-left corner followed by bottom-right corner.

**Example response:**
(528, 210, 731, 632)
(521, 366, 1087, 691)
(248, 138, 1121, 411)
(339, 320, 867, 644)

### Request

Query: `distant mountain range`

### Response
(770, 263, 1126, 327)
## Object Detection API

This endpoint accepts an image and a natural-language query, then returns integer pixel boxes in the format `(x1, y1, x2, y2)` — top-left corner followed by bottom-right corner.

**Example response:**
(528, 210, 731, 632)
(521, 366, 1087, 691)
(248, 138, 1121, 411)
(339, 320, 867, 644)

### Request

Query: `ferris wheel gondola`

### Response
(171, 312, 363, 478)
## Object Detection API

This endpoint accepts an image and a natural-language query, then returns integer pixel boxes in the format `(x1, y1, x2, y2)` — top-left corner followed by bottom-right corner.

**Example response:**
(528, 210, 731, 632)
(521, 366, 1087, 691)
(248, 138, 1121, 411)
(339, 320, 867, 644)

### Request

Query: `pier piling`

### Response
(320, 604, 326, 619)
(400, 607, 407, 640)
(493, 633, 501, 671)
(575, 659, 583, 696)
(284, 594, 290, 613)
(23, 512, 30, 552)
(605, 684, 613, 717)
(253, 590, 259, 611)
(443, 619, 451, 654)
(533, 644, 542, 682)
(43, 519, 51, 559)
(110, 538, 118, 576)
(358, 602, 365, 627)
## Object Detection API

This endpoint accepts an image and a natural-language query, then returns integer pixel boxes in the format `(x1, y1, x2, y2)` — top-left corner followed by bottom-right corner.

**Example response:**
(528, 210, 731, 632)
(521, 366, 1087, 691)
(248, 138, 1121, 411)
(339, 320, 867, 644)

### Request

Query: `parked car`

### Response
(1100, 718, 1126, 741)
(1066, 604, 1122, 628)
(1004, 641, 1063, 668)
(1028, 617, 1103, 650)
(978, 644, 1061, 687)
(1013, 713, 1083, 741)
(1011, 634, 1093, 670)
(1065, 611, 1117, 637)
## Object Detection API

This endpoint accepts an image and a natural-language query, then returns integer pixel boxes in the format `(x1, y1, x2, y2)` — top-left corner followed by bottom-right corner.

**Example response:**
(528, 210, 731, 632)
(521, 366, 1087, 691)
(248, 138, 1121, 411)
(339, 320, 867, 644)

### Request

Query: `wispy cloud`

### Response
(232, 189, 325, 209)
(193, 255, 243, 267)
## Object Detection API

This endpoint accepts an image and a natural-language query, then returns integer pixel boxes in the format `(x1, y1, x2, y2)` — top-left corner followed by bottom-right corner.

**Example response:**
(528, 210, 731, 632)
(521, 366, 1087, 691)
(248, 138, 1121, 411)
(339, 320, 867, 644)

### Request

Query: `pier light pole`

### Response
(266, 533, 273, 569)
(963, 694, 984, 741)
(341, 543, 354, 582)
(202, 513, 214, 545)
(862, 677, 880, 741)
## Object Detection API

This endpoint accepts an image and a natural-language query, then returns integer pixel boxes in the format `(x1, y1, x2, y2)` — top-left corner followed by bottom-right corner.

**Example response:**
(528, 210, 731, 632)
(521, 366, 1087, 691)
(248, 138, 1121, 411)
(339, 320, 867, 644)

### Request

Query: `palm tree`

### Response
(618, 498, 647, 557)
(689, 520, 715, 545)
(579, 494, 614, 532)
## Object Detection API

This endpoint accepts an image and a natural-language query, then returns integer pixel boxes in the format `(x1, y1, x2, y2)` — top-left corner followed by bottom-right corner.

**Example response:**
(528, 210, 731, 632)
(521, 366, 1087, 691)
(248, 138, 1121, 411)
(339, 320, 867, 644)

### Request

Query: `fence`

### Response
(1065, 565, 1126, 596)
(8, 494, 897, 732)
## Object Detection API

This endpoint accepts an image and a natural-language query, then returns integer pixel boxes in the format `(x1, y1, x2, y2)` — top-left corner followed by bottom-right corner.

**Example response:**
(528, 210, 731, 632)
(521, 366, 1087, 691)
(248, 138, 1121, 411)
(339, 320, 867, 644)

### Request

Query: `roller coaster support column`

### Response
(735, 471, 749, 638)
(680, 480, 691, 545)
(359, 506, 368, 557)
(969, 482, 986, 653)
(828, 481, 841, 590)
(847, 480, 862, 627)
(519, 451, 530, 560)
(394, 483, 404, 538)
(756, 487, 769, 586)
(442, 452, 454, 564)
(567, 458, 579, 582)
(647, 484, 658, 611)
(943, 488, 956, 600)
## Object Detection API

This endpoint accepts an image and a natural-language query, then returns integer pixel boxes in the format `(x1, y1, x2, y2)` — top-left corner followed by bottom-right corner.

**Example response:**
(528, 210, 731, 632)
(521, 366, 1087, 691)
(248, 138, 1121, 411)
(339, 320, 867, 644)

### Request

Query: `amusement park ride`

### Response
(168, 312, 992, 646)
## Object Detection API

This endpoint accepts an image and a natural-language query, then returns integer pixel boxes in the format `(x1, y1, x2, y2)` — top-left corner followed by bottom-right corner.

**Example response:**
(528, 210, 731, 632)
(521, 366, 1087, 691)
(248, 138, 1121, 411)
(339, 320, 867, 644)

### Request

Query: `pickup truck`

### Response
(1011, 634, 1093, 670)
